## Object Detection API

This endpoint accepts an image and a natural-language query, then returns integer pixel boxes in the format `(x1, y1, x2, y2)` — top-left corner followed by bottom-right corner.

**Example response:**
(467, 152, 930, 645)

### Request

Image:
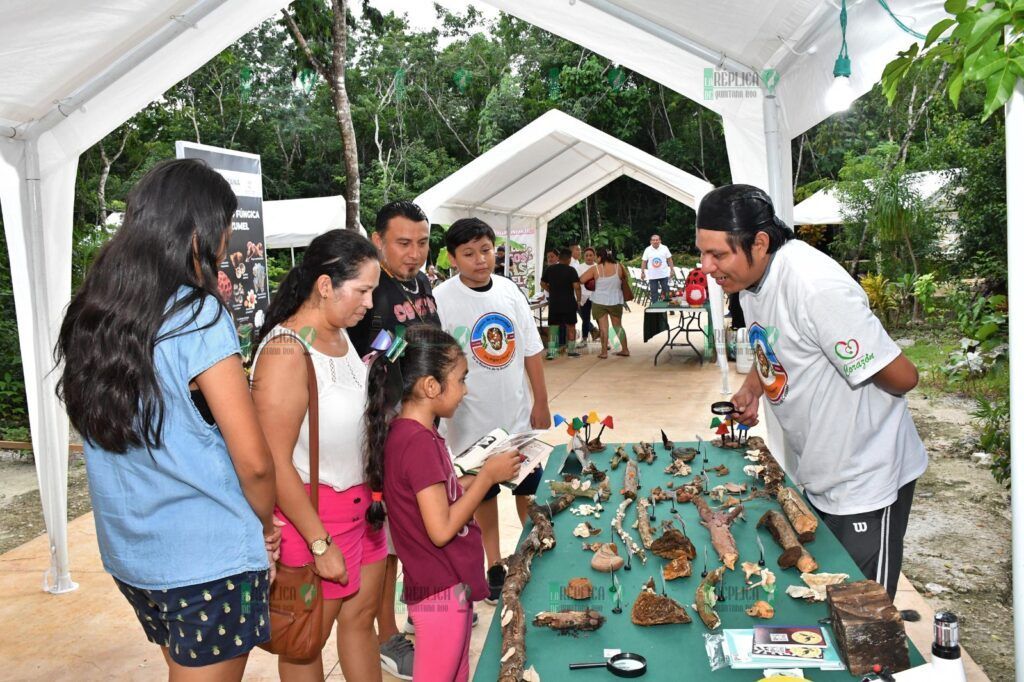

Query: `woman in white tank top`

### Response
(578, 247, 631, 359)
(249, 230, 388, 681)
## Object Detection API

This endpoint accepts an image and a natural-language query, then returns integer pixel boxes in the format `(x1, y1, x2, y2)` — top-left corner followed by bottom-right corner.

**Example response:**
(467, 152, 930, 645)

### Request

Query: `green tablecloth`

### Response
(473, 441, 923, 680)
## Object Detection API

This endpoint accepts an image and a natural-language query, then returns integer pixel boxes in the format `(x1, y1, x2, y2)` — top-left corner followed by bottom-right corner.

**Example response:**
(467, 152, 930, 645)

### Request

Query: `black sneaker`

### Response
(485, 564, 506, 605)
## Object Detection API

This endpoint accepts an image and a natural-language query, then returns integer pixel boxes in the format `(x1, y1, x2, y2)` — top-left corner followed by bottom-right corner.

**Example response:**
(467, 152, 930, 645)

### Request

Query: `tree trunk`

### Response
(330, 0, 360, 231)
(97, 128, 129, 226)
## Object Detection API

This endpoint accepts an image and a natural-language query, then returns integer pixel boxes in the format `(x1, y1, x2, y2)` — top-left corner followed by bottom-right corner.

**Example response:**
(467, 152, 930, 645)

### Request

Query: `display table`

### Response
(643, 301, 712, 366)
(473, 441, 923, 680)
(530, 299, 548, 327)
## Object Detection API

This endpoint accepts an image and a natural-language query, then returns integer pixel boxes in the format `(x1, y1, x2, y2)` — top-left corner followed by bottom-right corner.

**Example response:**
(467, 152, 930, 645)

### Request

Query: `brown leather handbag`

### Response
(618, 264, 635, 303)
(259, 344, 324, 661)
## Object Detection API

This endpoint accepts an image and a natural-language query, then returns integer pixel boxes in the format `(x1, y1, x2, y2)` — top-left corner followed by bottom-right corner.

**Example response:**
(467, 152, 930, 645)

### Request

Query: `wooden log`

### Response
(498, 496, 572, 682)
(827, 580, 910, 675)
(756, 448, 785, 496)
(612, 499, 646, 564)
(548, 479, 600, 499)
(610, 446, 628, 470)
(632, 441, 656, 464)
(757, 510, 818, 573)
(635, 498, 655, 549)
(533, 608, 605, 631)
(692, 495, 742, 570)
(777, 487, 817, 542)
(695, 566, 726, 630)
(621, 460, 640, 499)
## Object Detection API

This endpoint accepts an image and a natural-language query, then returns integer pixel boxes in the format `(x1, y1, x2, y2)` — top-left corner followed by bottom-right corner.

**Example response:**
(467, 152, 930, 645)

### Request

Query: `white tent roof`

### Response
(416, 109, 714, 229)
(263, 195, 350, 249)
(481, 0, 949, 224)
(793, 170, 957, 225)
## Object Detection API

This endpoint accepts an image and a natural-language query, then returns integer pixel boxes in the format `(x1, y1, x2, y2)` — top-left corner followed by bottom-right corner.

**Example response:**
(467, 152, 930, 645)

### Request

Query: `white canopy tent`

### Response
(0, 0, 291, 594)
(793, 170, 956, 225)
(415, 109, 731, 390)
(263, 195, 348, 249)
(1, 5, 1022, 669)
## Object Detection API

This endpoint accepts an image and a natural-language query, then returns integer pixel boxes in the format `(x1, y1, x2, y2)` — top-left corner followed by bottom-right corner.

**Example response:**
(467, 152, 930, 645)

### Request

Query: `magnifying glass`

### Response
(710, 400, 735, 415)
(569, 652, 648, 677)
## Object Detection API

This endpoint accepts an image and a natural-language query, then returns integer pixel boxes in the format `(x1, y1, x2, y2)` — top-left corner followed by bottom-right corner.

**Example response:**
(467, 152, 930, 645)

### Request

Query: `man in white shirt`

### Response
(641, 234, 674, 302)
(695, 184, 927, 600)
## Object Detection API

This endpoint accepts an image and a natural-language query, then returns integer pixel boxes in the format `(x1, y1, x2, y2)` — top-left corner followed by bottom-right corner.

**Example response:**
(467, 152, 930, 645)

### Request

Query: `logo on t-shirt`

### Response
(834, 338, 860, 360)
(651, 257, 664, 268)
(469, 312, 517, 370)
(749, 322, 788, 404)
(834, 337, 876, 377)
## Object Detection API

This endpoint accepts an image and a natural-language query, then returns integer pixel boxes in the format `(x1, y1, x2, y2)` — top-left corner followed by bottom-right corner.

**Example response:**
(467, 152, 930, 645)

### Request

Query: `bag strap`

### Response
(267, 328, 320, 512)
(303, 350, 320, 513)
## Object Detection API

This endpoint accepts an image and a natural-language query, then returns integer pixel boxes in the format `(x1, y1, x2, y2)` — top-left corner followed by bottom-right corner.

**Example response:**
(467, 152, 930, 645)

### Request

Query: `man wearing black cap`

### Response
(695, 184, 926, 600)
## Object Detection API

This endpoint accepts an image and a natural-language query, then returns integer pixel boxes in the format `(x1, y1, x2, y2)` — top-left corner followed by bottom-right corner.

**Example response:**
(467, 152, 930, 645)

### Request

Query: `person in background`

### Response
(346, 200, 441, 679)
(575, 246, 598, 343)
(433, 217, 551, 604)
(250, 230, 387, 682)
(569, 243, 582, 267)
(541, 247, 582, 359)
(493, 245, 506, 277)
(56, 158, 279, 680)
(696, 183, 925, 601)
(365, 326, 521, 682)
(641, 234, 674, 303)
(545, 249, 558, 267)
(578, 247, 630, 359)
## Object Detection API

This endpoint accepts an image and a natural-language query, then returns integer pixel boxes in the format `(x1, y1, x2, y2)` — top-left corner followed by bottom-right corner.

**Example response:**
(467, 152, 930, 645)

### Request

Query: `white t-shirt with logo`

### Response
(574, 262, 595, 304)
(434, 275, 545, 455)
(642, 245, 672, 279)
(739, 239, 927, 516)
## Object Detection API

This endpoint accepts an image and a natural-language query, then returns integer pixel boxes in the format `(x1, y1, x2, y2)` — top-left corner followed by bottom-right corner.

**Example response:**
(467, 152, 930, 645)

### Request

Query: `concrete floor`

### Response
(0, 307, 987, 680)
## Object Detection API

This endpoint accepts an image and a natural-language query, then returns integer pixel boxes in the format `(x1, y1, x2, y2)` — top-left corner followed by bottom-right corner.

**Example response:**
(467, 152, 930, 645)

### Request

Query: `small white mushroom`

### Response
(501, 608, 514, 627)
(523, 666, 541, 682)
(581, 479, 592, 491)
(571, 479, 581, 490)
(501, 648, 516, 663)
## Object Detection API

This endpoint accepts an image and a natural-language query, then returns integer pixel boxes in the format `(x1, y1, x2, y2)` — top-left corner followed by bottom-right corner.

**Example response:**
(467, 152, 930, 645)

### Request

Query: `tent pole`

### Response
(504, 215, 511, 277)
(290, 246, 295, 267)
(1006, 80, 1024, 682)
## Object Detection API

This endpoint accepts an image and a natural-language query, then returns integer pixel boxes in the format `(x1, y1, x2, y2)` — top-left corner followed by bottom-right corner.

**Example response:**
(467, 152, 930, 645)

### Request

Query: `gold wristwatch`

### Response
(310, 535, 332, 557)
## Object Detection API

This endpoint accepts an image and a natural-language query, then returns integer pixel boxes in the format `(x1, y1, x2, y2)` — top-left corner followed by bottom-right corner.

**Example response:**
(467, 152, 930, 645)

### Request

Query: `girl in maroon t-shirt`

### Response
(364, 326, 521, 682)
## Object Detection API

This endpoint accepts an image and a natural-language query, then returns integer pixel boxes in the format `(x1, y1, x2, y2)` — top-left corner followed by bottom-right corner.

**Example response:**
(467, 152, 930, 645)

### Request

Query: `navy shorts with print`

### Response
(114, 569, 270, 667)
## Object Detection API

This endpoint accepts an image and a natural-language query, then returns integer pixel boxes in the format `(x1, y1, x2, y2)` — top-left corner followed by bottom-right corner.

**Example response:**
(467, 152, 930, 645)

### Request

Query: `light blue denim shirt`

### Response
(83, 289, 268, 590)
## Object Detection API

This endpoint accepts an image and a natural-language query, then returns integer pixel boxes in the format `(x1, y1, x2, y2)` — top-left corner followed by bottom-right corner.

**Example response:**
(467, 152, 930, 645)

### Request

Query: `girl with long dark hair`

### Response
(249, 229, 387, 681)
(365, 326, 520, 682)
(56, 158, 279, 680)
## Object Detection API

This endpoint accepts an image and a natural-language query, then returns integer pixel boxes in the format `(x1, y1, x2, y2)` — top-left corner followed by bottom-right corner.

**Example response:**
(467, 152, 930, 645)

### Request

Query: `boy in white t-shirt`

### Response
(641, 234, 674, 302)
(433, 217, 552, 603)
(695, 184, 927, 600)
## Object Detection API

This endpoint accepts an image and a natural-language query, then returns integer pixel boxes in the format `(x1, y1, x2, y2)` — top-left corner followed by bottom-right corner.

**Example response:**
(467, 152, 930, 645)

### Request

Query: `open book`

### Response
(452, 428, 553, 487)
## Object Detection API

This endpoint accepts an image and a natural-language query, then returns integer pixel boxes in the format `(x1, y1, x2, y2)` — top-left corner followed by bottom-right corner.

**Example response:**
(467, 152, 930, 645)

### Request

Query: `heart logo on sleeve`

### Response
(834, 339, 860, 360)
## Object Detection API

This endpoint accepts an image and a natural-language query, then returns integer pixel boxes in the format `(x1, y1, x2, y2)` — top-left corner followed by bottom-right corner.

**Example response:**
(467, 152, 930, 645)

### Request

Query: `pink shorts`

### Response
(276, 483, 388, 600)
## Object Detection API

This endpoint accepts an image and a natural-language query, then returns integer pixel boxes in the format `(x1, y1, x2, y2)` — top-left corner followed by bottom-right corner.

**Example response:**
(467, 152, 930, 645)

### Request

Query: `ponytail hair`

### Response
(364, 326, 464, 529)
(251, 229, 378, 359)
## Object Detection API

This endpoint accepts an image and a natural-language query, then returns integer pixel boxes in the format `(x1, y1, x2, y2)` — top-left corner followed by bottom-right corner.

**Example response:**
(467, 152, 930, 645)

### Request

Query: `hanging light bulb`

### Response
(826, 0, 855, 112)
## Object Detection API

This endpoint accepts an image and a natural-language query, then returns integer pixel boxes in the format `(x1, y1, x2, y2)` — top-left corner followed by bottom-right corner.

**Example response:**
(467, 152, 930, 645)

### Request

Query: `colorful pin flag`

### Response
(601, 416, 614, 429)
(588, 411, 600, 424)
(567, 426, 576, 436)
(572, 417, 584, 431)
(716, 424, 729, 436)
(710, 417, 722, 428)
(554, 414, 566, 427)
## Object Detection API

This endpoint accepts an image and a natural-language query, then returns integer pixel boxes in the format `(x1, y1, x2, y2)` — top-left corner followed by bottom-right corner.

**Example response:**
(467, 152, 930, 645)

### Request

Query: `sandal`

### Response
(615, 351, 631, 357)
(598, 353, 608, 359)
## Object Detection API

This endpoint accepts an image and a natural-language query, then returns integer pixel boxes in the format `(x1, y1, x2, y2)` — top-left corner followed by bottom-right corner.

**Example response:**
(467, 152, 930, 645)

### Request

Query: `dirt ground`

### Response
(0, 393, 1014, 679)
(902, 392, 1013, 682)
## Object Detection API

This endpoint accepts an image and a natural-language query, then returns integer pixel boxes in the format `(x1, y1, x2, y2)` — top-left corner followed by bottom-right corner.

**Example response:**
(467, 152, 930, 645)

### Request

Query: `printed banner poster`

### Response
(497, 224, 536, 293)
(176, 141, 269, 357)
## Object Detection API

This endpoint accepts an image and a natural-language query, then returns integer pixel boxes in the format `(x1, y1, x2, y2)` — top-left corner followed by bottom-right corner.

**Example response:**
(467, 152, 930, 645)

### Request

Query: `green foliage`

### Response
(860, 272, 897, 322)
(972, 396, 1010, 485)
(881, 0, 1024, 120)
(0, 229, 28, 440)
(912, 272, 939, 318)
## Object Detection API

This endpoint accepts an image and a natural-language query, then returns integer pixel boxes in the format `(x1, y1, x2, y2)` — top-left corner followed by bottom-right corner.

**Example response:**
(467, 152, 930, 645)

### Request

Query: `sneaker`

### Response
(485, 564, 507, 605)
(379, 634, 414, 680)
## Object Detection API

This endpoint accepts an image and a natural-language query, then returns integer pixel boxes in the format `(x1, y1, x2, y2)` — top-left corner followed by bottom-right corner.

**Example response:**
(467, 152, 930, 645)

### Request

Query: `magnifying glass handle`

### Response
(569, 662, 609, 670)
